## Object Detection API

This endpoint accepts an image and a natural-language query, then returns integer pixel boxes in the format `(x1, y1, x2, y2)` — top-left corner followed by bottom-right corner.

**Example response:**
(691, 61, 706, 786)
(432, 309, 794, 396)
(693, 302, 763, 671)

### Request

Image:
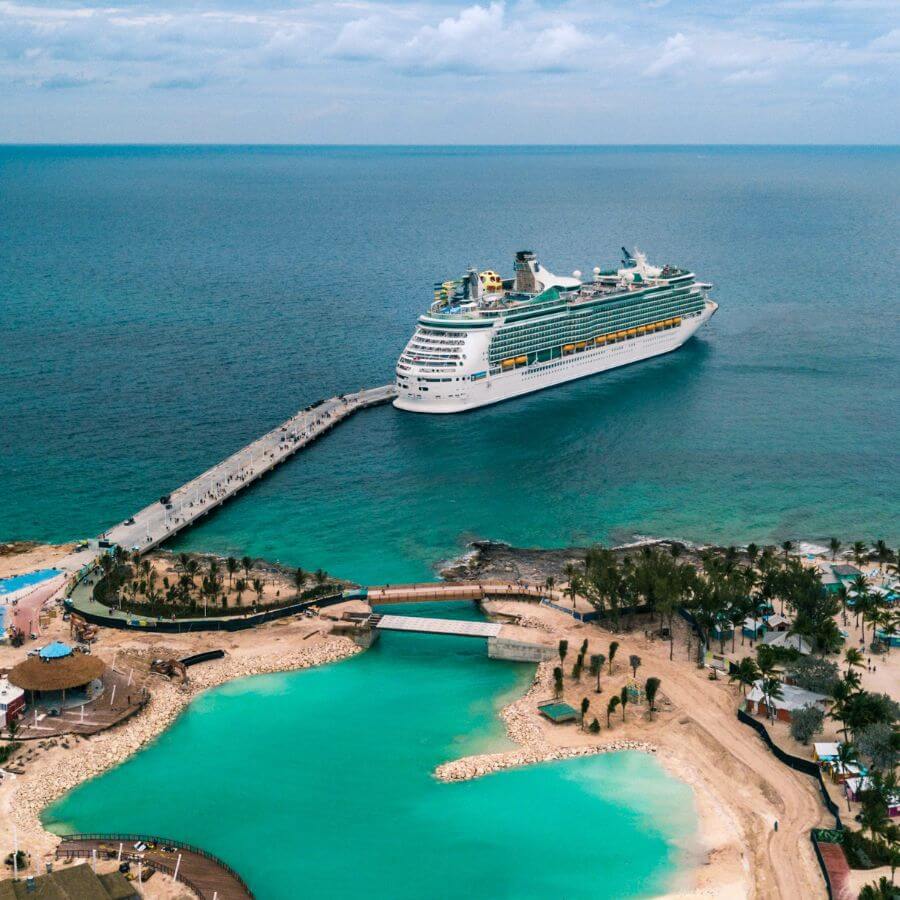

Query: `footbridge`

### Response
(60, 384, 396, 571)
(367, 613, 502, 639)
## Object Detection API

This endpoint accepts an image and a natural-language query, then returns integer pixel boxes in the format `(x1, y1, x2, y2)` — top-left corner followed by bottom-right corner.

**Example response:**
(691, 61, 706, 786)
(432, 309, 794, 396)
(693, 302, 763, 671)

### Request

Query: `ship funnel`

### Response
(514, 250, 538, 293)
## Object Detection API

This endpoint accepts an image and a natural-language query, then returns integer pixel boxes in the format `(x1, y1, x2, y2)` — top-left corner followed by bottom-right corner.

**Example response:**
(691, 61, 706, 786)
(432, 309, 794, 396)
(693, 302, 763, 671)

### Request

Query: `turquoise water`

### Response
(0, 568, 60, 594)
(45, 603, 696, 899)
(3, 146, 899, 583)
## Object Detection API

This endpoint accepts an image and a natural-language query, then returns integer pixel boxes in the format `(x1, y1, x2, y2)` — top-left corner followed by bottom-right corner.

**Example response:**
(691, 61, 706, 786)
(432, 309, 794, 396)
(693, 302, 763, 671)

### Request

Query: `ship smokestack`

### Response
(514, 250, 537, 293)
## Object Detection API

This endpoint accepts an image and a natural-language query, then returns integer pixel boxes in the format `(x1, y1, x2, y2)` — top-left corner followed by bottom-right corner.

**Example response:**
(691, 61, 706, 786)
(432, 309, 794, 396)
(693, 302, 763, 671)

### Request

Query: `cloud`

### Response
(332, 2, 592, 75)
(644, 33, 693, 76)
(151, 74, 214, 90)
(39, 72, 94, 89)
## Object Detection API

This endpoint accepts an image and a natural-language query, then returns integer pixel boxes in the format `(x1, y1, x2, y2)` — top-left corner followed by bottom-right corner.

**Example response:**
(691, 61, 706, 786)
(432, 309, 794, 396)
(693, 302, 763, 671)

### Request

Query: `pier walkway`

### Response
(57, 833, 253, 899)
(60, 384, 395, 572)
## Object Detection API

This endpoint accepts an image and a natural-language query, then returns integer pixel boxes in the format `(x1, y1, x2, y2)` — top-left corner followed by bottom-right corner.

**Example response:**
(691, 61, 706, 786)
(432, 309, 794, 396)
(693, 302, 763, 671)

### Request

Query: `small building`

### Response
(832, 564, 862, 581)
(817, 564, 843, 594)
(761, 630, 813, 655)
(710, 620, 734, 641)
(813, 742, 840, 764)
(844, 777, 900, 817)
(0, 676, 25, 727)
(746, 680, 829, 723)
(765, 613, 791, 632)
(742, 617, 768, 640)
(537, 701, 577, 723)
(8, 643, 106, 710)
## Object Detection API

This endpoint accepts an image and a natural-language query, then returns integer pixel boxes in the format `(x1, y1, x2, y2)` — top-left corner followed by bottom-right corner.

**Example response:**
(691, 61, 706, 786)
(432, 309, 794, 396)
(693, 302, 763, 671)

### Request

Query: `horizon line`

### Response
(2, 142, 899, 149)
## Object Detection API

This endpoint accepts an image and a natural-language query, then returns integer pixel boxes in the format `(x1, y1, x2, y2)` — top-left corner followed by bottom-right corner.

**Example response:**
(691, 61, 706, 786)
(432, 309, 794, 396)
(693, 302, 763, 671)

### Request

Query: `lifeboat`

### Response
(637, 326, 647, 334)
(616, 331, 627, 340)
(562, 344, 575, 353)
(626, 328, 637, 336)
(673, 317, 682, 326)
(501, 359, 515, 370)
(575, 341, 587, 350)
(595, 336, 607, 345)
(515, 355, 528, 365)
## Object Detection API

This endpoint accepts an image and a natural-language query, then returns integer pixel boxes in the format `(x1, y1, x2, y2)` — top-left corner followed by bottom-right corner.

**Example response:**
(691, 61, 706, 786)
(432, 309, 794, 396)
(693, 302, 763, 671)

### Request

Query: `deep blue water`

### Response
(2, 146, 898, 582)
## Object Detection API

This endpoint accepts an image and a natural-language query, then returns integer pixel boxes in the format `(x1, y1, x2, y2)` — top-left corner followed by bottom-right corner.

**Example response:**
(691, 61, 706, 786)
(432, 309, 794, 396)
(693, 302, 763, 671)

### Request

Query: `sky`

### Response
(0, 0, 898, 143)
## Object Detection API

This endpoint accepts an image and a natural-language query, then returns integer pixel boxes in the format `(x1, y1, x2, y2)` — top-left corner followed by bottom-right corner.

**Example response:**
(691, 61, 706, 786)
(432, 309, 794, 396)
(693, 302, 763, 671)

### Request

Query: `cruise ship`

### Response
(394, 249, 718, 413)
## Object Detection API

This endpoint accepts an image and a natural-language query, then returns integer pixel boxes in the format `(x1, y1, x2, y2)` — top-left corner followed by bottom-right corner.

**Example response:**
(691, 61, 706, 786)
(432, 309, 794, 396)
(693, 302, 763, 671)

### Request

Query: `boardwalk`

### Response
(57, 833, 253, 899)
(57, 384, 394, 572)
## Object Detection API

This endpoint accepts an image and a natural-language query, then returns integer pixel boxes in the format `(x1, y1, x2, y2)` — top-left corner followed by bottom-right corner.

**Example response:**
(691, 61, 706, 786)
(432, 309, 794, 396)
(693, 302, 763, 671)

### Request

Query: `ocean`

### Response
(2, 145, 898, 583)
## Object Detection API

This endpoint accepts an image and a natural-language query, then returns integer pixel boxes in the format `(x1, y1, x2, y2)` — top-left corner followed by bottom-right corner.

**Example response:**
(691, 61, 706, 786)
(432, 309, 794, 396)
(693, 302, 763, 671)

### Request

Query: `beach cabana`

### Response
(710, 619, 734, 641)
(832, 564, 862, 582)
(814, 742, 840, 764)
(0, 676, 25, 727)
(842, 776, 896, 815)
(746, 681, 828, 723)
(8, 647, 106, 710)
(765, 613, 791, 632)
(742, 617, 768, 640)
(761, 631, 813, 655)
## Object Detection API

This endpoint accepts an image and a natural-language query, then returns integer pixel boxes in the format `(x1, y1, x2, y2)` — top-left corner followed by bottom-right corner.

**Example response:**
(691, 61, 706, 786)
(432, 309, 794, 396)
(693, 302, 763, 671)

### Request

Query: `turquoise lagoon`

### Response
(45, 605, 697, 899)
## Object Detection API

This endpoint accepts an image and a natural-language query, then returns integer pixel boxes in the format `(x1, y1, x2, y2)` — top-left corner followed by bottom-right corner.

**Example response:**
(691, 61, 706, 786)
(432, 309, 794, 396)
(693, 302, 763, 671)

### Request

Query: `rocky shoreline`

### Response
(9, 637, 360, 855)
(435, 660, 656, 782)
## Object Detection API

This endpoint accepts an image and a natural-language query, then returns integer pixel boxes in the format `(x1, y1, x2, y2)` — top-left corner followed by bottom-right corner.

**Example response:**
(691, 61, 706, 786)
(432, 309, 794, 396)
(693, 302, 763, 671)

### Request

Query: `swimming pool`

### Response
(0, 568, 61, 595)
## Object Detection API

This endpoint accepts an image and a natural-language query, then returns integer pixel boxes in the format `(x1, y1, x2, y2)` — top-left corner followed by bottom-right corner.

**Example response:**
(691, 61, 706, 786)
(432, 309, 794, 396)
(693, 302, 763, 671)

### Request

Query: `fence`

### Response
(57, 831, 253, 898)
(66, 592, 346, 634)
(181, 650, 226, 667)
(736, 708, 843, 828)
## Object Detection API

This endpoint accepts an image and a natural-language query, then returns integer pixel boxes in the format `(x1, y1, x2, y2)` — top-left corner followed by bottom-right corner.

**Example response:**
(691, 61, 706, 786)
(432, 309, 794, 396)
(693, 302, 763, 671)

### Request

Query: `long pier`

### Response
(89, 384, 395, 561)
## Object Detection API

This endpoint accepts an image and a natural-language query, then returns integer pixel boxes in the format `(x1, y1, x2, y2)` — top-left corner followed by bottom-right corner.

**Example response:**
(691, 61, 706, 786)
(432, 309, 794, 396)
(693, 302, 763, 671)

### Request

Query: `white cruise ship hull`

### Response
(394, 301, 716, 414)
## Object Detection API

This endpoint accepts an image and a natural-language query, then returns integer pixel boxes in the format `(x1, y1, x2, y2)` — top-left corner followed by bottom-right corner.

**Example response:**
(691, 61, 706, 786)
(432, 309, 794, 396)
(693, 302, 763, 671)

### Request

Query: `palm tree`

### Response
(225, 556, 238, 587)
(857, 876, 897, 900)
(761, 677, 783, 723)
(558, 640, 569, 667)
(852, 541, 868, 568)
(606, 696, 620, 727)
(252, 577, 264, 607)
(580, 697, 590, 730)
(873, 539, 894, 570)
(781, 540, 794, 562)
(844, 647, 865, 675)
(294, 567, 307, 598)
(645, 677, 661, 718)
(829, 538, 842, 561)
(728, 657, 760, 696)
(564, 563, 579, 608)
(629, 654, 641, 679)
(234, 578, 246, 606)
(314, 568, 327, 587)
(553, 666, 564, 699)
(608, 640, 619, 674)
(619, 685, 629, 721)
(746, 543, 759, 569)
(241, 556, 253, 579)
(591, 654, 605, 693)
(544, 575, 555, 597)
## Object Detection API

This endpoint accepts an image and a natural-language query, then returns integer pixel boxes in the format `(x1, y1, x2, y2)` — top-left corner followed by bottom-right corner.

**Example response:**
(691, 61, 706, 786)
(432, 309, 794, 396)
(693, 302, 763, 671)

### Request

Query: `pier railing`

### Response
(57, 832, 254, 898)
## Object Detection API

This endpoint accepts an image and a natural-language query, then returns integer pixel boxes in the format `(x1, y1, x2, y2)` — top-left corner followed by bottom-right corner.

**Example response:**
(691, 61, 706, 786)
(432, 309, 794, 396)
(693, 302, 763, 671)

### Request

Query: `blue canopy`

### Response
(40, 641, 73, 660)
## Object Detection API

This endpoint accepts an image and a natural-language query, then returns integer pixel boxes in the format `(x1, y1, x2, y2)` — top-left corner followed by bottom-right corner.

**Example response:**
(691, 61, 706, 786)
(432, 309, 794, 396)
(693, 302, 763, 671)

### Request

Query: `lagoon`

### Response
(45, 603, 697, 899)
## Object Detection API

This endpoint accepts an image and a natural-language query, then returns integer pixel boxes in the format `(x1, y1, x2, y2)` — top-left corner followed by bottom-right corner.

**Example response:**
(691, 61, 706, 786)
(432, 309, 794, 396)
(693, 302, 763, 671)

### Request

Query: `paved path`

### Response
(57, 384, 396, 573)
(57, 834, 253, 899)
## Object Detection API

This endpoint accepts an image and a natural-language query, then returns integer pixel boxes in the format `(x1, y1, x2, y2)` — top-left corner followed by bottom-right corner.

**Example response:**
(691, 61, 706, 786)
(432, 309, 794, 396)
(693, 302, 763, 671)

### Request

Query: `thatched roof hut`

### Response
(9, 654, 106, 692)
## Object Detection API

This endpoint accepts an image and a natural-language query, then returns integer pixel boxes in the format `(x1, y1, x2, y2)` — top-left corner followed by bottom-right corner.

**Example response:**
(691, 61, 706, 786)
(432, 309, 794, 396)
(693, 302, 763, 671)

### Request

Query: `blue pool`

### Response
(0, 568, 61, 595)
